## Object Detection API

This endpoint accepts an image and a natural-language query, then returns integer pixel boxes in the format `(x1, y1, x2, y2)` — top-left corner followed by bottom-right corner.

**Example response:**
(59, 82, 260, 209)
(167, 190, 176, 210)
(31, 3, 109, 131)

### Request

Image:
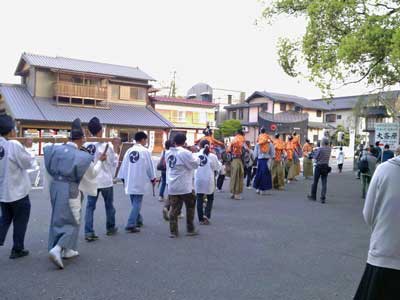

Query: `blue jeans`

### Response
(85, 187, 116, 235)
(127, 195, 144, 229)
(159, 171, 166, 198)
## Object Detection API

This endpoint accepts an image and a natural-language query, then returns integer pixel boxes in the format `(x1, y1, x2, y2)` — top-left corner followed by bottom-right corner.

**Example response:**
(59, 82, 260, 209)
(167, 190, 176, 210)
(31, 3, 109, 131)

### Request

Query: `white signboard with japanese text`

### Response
(374, 123, 399, 150)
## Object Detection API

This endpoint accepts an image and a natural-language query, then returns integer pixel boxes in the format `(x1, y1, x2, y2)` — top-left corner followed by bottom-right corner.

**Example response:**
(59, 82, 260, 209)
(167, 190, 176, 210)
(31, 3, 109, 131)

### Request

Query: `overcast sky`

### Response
(0, 0, 387, 99)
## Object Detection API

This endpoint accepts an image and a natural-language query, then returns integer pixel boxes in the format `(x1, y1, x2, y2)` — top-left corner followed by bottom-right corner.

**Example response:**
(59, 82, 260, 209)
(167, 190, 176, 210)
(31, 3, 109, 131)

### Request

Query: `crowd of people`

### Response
(1, 112, 400, 298)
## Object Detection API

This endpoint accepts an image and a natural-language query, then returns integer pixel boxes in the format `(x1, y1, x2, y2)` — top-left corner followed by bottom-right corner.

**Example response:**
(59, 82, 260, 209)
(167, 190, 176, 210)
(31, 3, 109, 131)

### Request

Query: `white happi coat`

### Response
(194, 149, 221, 195)
(0, 137, 35, 203)
(117, 143, 156, 195)
(166, 146, 200, 195)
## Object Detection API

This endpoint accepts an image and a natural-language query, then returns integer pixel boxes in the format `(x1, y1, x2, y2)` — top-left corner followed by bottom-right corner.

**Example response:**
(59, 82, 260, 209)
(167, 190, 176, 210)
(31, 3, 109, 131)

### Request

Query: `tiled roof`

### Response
(0, 85, 173, 128)
(311, 90, 400, 110)
(259, 111, 309, 123)
(150, 96, 216, 107)
(16, 53, 155, 81)
(247, 91, 328, 110)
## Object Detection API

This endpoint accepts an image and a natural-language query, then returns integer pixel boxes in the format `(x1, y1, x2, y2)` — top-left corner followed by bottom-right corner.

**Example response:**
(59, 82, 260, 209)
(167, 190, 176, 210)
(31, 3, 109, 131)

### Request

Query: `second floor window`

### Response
(261, 103, 268, 112)
(317, 110, 322, 117)
(178, 111, 186, 122)
(239, 109, 244, 120)
(326, 114, 337, 123)
(232, 111, 237, 119)
(111, 85, 119, 99)
(280, 103, 287, 112)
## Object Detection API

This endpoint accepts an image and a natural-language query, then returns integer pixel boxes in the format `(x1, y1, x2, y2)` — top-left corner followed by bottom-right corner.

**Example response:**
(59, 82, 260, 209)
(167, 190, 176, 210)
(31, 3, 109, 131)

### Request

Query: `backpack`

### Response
(157, 151, 167, 171)
(358, 158, 369, 174)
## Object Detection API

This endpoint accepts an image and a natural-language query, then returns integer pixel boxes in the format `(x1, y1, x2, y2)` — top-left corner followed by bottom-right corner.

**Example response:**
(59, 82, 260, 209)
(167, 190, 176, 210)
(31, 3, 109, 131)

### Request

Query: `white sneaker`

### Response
(246, 186, 252, 190)
(234, 194, 242, 200)
(62, 249, 79, 259)
(179, 213, 185, 219)
(256, 189, 260, 194)
(158, 196, 164, 202)
(49, 246, 64, 269)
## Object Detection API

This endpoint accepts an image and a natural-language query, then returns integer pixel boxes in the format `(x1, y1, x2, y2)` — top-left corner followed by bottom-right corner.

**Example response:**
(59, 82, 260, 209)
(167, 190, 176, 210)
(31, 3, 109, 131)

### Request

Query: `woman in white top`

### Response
(194, 140, 221, 225)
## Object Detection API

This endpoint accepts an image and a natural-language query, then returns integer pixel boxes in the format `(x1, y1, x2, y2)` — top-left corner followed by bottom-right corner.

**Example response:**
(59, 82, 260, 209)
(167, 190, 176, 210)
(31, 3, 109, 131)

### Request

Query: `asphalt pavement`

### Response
(0, 169, 369, 300)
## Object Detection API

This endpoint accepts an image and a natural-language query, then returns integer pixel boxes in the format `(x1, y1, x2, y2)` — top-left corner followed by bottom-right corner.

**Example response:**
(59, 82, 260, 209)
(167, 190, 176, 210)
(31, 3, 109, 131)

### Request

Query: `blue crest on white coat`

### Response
(0, 146, 4, 160)
(199, 155, 208, 167)
(86, 144, 96, 155)
(129, 151, 140, 163)
(168, 155, 177, 168)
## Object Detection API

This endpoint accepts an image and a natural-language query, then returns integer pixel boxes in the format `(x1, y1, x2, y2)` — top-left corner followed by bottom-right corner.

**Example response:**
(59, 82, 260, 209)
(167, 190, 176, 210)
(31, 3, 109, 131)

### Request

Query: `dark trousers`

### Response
(311, 165, 328, 200)
(196, 193, 214, 222)
(159, 171, 167, 198)
(84, 187, 116, 234)
(216, 175, 225, 190)
(244, 167, 253, 187)
(169, 193, 196, 235)
(338, 164, 343, 173)
(0, 195, 31, 251)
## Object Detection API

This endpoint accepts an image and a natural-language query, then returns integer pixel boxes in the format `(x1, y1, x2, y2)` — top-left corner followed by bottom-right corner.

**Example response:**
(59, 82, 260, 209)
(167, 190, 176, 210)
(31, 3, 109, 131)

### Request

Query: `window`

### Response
(316, 110, 322, 117)
(313, 135, 318, 143)
(261, 103, 269, 112)
(366, 117, 384, 131)
(227, 95, 233, 104)
(337, 115, 342, 120)
(177, 111, 186, 122)
(200, 112, 207, 123)
(111, 85, 120, 99)
(294, 106, 302, 112)
(325, 114, 337, 123)
(280, 103, 287, 112)
(239, 109, 244, 119)
(232, 111, 237, 119)
(193, 112, 200, 123)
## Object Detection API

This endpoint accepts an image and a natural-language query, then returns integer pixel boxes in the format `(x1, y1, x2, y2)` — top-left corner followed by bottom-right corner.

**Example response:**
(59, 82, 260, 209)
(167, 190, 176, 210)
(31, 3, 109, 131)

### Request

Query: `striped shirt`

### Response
(314, 146, 331, 165)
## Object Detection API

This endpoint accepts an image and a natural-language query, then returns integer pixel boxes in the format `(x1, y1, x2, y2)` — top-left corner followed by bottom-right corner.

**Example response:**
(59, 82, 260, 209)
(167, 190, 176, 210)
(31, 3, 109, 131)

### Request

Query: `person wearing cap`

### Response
(308, 138, 332, 203)
(84, 117, 118, 241)
(44, 118, 103, 269)
(272, 133, 286, 190)
(0, 113, 35, 259)
(117, 132, 156, 233)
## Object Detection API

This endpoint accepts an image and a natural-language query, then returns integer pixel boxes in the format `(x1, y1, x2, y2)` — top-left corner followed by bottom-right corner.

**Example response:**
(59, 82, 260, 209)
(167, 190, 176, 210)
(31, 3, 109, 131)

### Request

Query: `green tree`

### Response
(260, 0, 400, 116)
(218, 119, 242, 138)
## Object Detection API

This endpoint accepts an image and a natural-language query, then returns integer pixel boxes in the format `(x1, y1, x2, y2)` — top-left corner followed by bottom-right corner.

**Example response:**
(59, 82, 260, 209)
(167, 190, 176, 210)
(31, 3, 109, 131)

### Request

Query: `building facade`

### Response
(150, 96, 216, 146)
(0, 53, 173, 153)
(225, 91, 331, 144)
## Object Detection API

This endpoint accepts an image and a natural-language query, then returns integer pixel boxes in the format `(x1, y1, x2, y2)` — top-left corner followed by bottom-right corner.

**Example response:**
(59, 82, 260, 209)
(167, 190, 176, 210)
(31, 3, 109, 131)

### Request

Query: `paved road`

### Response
(0, 171, 369, 300)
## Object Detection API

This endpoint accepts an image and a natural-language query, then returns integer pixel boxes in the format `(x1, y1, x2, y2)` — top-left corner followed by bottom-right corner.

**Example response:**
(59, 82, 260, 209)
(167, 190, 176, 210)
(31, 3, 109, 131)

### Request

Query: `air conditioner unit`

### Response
(208, 121, 216, 127)
(242, 126, 249, 133)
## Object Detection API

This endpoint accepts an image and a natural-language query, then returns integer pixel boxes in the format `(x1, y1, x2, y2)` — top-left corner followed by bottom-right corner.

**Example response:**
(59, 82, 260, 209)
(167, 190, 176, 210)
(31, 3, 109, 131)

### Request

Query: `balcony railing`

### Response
(54, 82, 108, 100)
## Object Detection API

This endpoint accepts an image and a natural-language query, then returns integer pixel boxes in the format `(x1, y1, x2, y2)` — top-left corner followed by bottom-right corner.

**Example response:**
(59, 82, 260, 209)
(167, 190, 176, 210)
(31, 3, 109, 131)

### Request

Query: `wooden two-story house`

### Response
(0, 53, 173, 153)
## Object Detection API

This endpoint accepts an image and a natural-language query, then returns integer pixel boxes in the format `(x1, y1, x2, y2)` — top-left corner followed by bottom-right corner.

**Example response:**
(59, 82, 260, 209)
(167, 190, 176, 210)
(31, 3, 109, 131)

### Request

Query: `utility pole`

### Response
(168, 71, 177, 98)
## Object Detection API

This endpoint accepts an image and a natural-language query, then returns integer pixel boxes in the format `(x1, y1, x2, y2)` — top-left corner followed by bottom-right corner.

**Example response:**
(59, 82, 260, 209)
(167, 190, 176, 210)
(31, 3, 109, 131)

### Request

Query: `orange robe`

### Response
(302, 143, 313, 158)
(228, 134, 245, 157)
(273, 139, 286, 161)
(285, 141, 295, 161)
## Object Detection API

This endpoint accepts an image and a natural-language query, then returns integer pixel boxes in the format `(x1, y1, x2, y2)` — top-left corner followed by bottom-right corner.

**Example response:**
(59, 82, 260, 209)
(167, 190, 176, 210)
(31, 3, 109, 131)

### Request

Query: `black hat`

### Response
(275, 133, 280, 139)
(70, 118, 84, 140)
(88, 117, 102, 136)
(0, 113, 15, 136)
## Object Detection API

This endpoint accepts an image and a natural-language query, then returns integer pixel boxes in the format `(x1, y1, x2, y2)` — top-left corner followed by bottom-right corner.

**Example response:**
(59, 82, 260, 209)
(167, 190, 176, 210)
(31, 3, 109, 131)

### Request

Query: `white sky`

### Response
(0, 0, 386, 99)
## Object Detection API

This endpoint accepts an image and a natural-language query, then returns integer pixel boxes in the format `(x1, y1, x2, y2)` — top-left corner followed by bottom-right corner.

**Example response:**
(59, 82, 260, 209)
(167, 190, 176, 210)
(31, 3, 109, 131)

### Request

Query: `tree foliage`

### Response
(218, 119, 243, 137)
(261, 0, 400, 98)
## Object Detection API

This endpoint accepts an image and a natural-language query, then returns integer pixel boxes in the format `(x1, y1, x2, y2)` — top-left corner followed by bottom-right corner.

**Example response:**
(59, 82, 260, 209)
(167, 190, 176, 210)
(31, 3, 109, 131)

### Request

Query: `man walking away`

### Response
(308, 138, 331, 203)
(272, 133, 286, 190)
(381, 144, 394, 163)
(359, 147, 377, 199)
(227, 130, 246, 200)
(166, 134, 200, 238)
(244, 141, 255, 189)
(118, 132, 156, 233)
(354, 154, 400, 300)
(84, 117, 118, 241)
(372, 141, 382, 162)
(0, 113, 34, 259)
(253, 134, 274, 195)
